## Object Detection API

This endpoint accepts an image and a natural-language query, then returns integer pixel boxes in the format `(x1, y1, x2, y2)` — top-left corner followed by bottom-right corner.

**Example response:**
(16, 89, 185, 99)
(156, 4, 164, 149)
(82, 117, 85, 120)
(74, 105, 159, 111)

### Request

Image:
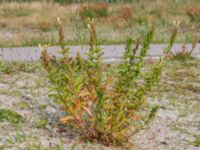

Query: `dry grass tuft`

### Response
(0, 2, 74, 29)
(78, 2, 109, 19)
(186, 6, 200, 22)
(119, 5, 132, 21)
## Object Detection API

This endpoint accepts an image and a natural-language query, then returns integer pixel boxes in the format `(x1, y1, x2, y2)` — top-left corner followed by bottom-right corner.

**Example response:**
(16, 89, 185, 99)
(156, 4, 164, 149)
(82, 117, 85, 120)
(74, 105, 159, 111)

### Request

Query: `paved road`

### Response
(0, 44, 200, 63)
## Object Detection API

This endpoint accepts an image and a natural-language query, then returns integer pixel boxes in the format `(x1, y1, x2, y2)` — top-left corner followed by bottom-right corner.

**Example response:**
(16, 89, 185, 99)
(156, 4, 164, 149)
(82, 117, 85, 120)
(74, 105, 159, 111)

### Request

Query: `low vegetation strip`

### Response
(0, 0, 199, 47)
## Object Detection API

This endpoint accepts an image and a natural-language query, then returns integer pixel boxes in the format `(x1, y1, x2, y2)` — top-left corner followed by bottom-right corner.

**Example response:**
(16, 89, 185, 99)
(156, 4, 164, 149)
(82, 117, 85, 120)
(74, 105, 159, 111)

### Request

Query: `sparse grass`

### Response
(36, 118, 48, 129)
(170, 51, 195, 61)
(192, 135, 200, 147)
(0, 62, 41, 74)
(170, 36, 198, 61)
(0, 0, 200, 47)
(0, 109, 22, 124)
(170, 124, 200, 147)
(15, 101, 30, 110)
(156, 60, 200, 96)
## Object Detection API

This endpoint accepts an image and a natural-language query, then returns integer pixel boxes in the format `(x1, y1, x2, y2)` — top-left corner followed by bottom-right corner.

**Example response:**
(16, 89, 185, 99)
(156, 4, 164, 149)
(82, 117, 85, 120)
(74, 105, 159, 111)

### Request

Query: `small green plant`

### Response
(0, 109, 22, 124)
(41, 18, 176, 147)
(15, 101, 30, 110)
(36, 118, 48, 128)
(191, 135, 200, 147)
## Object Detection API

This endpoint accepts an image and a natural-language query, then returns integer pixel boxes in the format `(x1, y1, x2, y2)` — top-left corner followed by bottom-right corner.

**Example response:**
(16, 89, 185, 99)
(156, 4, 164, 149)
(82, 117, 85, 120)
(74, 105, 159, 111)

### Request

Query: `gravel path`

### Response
(0, 44, 200, 62)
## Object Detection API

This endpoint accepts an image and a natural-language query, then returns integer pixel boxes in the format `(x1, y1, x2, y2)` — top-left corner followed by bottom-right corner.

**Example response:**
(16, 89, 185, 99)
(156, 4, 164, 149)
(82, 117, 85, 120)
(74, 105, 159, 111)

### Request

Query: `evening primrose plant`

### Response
(40, 19, 177, 147)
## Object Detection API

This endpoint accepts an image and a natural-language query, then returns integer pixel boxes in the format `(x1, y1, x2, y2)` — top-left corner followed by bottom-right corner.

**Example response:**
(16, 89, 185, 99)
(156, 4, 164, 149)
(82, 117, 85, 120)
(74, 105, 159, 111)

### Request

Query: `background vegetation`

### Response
(0, 0, 199, 47)
(0, 0, 134, 3)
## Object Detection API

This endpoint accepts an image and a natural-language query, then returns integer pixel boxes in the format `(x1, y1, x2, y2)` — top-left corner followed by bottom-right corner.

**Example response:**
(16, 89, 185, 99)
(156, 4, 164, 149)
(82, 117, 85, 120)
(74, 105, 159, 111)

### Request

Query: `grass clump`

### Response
(170, 36, 198, 61)
(15, 101, 30, 110)
(36, 118, 48, 129)
(0, 109, 22, 124)
(192, 135, 200, 147)
(40, 18, 177, 147)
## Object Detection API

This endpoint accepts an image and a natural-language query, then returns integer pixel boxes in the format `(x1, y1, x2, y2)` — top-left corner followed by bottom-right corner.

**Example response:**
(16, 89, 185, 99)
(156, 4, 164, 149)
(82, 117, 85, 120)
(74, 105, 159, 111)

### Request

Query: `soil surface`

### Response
(0, 60, 199, 150)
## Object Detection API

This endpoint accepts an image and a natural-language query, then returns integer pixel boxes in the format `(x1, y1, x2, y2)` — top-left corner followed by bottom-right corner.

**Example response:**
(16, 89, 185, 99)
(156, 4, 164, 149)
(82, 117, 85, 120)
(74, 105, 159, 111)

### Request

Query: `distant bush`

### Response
(111, 5, 133, 30)
(40, 19, 176, 147)
(37, 20, 52, 32)
(119, 6, 132, 21)
(78, 3, 109, 19)
(186, 6, 200, 22)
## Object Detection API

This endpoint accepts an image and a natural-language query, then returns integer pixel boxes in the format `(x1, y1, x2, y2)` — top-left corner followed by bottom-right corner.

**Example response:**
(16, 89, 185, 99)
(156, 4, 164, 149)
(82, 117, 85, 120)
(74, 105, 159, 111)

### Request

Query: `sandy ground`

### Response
(0, 59, 199, 150)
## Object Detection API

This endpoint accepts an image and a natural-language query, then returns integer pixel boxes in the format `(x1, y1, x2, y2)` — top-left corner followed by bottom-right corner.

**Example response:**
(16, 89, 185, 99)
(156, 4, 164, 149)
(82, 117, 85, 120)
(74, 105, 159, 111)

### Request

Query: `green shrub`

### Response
(40, 19, 177, 147)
